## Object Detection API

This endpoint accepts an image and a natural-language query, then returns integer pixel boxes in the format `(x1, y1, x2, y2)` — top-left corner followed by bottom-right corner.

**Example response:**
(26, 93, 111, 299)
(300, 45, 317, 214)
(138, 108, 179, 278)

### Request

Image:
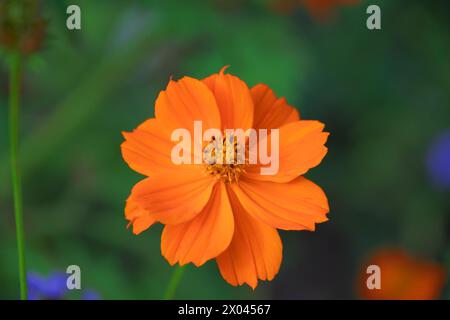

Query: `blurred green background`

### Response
(1, 0, 449, 299)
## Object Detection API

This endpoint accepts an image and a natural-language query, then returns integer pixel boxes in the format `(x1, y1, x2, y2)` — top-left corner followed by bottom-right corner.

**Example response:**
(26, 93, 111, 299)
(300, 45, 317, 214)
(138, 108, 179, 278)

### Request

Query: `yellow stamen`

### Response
(204, 134, 247, 183)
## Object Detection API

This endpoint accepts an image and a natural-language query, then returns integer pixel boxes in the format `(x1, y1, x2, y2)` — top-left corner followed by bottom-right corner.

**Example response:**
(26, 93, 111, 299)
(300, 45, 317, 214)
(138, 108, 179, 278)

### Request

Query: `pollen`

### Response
(204, 134, 247, 183)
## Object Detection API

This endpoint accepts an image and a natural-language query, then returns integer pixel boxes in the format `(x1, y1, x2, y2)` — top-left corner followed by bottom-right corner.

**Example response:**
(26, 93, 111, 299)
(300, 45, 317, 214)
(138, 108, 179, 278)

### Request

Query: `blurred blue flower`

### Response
(427, 130, 450, 189)
(27, 271, 101, 300)
(81, 289, 101, 300)
(27, 271, 67, 300)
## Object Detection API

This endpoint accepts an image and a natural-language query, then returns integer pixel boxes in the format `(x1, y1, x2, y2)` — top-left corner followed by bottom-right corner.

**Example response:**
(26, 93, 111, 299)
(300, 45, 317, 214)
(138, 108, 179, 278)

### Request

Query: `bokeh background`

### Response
(1, 0, 449, 299)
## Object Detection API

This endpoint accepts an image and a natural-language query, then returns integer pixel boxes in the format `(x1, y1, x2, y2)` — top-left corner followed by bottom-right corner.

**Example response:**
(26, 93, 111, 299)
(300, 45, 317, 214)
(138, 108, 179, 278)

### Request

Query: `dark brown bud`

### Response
(0, 0, 46, 55)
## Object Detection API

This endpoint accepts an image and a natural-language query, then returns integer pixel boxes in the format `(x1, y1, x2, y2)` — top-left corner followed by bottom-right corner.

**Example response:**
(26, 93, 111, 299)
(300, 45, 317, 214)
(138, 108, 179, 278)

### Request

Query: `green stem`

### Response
(9, 52, 27, 300)
(163, 266, 185, 300)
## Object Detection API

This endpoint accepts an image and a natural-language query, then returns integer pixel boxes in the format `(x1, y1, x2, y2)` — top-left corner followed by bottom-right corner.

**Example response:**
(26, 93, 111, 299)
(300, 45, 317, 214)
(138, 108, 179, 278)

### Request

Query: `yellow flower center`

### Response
(204, 134, 247, 183)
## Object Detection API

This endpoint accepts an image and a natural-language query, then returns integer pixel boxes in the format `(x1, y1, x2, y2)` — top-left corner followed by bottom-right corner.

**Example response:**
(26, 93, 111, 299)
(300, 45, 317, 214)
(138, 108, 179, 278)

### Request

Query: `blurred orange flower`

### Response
(121, 67, 329, 289)
(272, 0, 359, 20)
(358, 248, 447, 300)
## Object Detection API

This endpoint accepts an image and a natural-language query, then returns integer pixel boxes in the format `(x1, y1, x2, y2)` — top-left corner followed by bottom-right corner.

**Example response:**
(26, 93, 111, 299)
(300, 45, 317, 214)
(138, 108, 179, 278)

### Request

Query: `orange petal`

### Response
(245, 120, 329, 183)
(121, 118, 198, 176)
(230, 176, 329, 230)
(125, 194, 156, 235)
(251, 83, 299, 129)
(216, 188, 282, 289)
(203, 67, 254, 130)
(155, 76, 222, 135)
(131, 173, 217, 225)
(161, 182, 234, 266)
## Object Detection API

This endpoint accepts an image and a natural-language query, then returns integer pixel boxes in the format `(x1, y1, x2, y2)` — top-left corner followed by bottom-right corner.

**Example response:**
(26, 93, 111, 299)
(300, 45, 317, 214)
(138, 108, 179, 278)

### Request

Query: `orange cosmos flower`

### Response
(358, 248, 447, 300)
(121, 67, 329, 289)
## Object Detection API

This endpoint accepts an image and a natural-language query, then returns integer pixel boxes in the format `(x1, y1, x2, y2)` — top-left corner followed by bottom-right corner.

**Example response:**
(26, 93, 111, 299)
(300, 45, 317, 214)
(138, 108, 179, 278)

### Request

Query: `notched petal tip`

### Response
(309, 120, 326, 131)
(125, 191, 157, 235)
(132, 228, 142, 235)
